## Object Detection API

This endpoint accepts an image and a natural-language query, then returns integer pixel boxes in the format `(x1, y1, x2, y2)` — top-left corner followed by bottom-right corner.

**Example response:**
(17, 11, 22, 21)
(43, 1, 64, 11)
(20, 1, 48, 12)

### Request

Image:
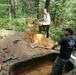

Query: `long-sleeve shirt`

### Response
(43, 13, 50, 24)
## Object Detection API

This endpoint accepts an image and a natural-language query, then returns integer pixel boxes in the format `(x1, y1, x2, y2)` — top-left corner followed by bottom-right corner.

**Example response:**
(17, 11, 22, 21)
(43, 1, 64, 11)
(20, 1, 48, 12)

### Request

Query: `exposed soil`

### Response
(0, 29, 75, 75)
(10, 54, 74, 75)
(18, 61, 53, 75)
(0, 29, 54, 60)
(0, 29, 54, 75)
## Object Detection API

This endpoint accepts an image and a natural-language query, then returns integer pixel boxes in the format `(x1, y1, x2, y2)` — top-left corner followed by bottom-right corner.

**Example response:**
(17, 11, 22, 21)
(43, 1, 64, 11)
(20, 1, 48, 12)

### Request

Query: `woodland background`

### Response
(0, 0, 76, 41)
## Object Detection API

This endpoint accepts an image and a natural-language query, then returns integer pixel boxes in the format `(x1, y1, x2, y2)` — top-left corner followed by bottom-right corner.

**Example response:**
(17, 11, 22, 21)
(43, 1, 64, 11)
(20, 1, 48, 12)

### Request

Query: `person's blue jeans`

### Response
(51, 56, 69, 75)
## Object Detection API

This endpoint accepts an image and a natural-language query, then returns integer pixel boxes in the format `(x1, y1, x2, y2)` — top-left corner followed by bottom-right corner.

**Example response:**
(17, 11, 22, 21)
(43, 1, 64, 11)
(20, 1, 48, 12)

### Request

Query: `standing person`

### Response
(39, 8, 51, 38)
(49, 28, 76, 75)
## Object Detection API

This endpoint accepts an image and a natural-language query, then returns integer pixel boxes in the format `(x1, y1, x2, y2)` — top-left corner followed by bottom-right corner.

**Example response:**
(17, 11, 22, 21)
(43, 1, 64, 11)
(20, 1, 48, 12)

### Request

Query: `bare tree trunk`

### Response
(21, 0, 25, 12)
(7, 0, 12, 20)
(45, 0, 50, 12)
(13, 0, 16, 18)
(35, 0, 39, 19)
(37, 0, 39, 19)
(8, 7, 12, 20)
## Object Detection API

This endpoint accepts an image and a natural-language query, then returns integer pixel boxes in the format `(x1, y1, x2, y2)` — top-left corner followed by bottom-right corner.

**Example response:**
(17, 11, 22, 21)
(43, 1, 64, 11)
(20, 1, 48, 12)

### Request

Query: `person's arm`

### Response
(52, 37, 65, 49)
(52, 42, 59, 49)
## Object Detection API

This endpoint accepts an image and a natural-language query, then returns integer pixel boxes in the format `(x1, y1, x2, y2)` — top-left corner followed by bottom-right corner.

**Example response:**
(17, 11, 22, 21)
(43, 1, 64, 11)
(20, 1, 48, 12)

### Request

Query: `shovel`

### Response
(0, 57, 18, 64)
(30, 45, 52, 49)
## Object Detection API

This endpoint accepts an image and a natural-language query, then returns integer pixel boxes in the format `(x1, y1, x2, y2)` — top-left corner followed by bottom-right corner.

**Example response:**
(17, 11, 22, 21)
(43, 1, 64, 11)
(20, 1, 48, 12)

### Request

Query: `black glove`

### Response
(52, 46, 55, 50)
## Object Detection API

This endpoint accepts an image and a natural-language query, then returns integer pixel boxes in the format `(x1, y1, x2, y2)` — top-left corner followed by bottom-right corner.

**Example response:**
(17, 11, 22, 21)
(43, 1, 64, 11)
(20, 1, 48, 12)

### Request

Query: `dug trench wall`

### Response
(9, 53, 74, 75)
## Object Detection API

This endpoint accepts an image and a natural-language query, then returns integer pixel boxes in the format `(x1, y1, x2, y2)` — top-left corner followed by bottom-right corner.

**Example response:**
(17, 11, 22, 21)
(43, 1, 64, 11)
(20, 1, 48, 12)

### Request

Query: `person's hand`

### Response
(52, 46, 55, 50)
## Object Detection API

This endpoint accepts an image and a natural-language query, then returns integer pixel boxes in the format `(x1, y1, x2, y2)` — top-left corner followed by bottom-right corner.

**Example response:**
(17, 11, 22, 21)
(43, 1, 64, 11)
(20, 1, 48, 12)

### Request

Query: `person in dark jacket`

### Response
(49, 28, 76, 75)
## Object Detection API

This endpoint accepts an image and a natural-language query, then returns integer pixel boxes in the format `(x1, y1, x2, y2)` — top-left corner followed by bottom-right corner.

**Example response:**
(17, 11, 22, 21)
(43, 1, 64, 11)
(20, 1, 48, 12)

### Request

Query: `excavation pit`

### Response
(9, 53, 74, 75)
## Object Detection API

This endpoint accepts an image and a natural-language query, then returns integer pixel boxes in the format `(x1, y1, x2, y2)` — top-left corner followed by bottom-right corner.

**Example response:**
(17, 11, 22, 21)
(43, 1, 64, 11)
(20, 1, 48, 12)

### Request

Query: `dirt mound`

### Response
(0, 29, 54, 61)
(26, 29, 54, 47)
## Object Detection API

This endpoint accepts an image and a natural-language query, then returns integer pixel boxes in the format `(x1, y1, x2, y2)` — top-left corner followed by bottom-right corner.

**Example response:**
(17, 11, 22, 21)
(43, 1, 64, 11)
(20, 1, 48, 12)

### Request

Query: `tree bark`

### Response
(13, 0, 16, 18)
(45, 0, 50, 12)
(21, 0, 25, 12)
(7, 0, 12, 20)
(35, 0, 39, 19)
(37, 0, 39, 19)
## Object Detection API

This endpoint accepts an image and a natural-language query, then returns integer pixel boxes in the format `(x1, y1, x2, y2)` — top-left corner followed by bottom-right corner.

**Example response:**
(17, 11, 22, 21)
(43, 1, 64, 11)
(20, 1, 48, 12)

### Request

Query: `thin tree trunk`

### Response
(7, 0, 12, 20)
(13, 0, 16, 18)
(45, 0, 50, 12)
(35, 0, 39, 19)
(21, 0, 25, 12)
(37, 0, 39, 19)
(8, 7, 11, 20)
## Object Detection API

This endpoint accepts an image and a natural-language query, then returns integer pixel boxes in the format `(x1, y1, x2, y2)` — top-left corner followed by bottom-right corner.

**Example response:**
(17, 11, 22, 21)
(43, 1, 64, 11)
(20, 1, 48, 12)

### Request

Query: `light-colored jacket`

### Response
(43, 13, 50, 24)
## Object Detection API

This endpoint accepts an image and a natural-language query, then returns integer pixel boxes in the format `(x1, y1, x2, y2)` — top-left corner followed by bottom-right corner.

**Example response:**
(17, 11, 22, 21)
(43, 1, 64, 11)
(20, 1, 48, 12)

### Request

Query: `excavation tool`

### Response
(0, 57, 18, 64)
(30, 45, 52, 49)
(30, 45, 60, 52)
(0, 57, 18, 71)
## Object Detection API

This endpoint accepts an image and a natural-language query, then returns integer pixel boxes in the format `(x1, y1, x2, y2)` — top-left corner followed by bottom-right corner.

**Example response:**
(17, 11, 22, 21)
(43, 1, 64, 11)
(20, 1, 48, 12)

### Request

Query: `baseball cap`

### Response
(64, 28, 74, 35)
